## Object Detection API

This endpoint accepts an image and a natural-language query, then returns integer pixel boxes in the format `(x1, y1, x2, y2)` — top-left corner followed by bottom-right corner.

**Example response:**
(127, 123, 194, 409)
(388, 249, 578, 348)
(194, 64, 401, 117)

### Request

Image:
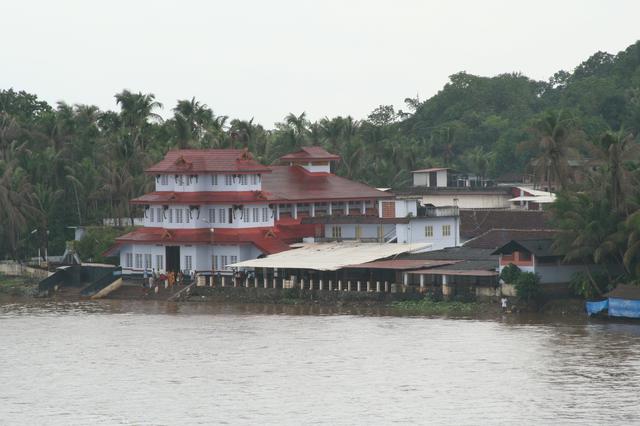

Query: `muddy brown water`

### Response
(1, 299, 639, 425)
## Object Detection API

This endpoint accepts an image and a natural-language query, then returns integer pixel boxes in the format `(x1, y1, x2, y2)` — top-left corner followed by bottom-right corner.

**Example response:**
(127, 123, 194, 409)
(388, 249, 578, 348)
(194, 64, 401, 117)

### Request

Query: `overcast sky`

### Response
(2, 0, 639, 127)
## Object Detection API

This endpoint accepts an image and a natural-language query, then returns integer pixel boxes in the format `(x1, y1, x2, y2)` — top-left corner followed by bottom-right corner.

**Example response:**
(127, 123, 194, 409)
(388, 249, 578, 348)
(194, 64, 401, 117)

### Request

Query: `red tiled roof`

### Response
(131, 191, 274, 205)
(262, 165, 394, 202)
(278, 146, 340, 162)
(114, 227, 290, 254)
(146, 149, 272, 174)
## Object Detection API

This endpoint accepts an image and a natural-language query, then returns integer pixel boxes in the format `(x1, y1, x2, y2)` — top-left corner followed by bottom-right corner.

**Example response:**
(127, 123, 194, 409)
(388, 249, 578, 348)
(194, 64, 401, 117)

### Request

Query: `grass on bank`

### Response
(390, 298, 482, 315)
(0, 273, 38, 297)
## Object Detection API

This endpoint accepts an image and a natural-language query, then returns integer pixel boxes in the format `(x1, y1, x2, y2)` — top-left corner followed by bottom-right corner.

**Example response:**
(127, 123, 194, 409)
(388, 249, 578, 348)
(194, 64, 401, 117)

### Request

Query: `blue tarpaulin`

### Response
(586, 299, 608, 316)
(608, 298, 640, 319)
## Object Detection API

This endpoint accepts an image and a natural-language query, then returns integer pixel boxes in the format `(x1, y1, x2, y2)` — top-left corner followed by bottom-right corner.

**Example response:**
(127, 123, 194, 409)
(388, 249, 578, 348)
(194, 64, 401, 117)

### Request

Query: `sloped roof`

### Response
(146, 149, 272, 174)
(113, 227, 290, 254)
(464, 229, 559, 250)
(411, 167, 449, 173)
(343, 259, 459, 270)
(460, 209, 550, 239)
(278, 146, 340, 162)
(492, 238, 557, 257)
(131, 191, 274, 205)
(229, 242, 430, 271)
(262, 165, 394, 202)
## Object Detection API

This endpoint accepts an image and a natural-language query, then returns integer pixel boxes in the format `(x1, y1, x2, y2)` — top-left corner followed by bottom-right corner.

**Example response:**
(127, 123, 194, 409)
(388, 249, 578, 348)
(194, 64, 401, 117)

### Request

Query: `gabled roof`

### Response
(131, 191, 274, 205)
(278, 146, 340, 162)
(492, 238, 557, 257)
(261, 165, 394, 202)
(146, 149, 272, 174)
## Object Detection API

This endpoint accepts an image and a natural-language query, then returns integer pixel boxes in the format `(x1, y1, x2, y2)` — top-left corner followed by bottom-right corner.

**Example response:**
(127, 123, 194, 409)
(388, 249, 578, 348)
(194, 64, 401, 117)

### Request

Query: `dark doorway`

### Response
(429, 171, 437, 187)
(166, 246, 180, 273)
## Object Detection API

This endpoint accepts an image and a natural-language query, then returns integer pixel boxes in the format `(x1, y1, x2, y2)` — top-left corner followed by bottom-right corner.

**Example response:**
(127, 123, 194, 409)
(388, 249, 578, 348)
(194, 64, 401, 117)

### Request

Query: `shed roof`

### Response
(344, 259, 459, 270)
(228, 242, 430, 271)
(464, 229, 558, 250)
(492, 239, 557, 257)
(460, 209, 550, 239)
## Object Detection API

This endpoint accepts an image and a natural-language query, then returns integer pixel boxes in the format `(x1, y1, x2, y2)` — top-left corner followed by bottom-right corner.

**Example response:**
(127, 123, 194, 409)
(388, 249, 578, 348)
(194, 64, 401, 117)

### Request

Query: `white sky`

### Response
(2, 0, 639, 127)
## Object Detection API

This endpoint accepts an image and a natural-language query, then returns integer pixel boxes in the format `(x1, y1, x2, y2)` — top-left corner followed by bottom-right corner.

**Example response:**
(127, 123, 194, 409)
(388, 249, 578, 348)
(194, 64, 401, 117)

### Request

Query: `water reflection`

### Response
(1, 299, 639, 425)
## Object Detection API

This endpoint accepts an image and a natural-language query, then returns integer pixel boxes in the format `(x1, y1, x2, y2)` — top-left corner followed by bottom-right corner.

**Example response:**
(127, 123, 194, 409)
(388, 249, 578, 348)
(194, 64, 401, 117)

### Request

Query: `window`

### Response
(332, 226, 342, 239)
(144, 254, 152, 269)
(149, 208, 154, 222)
(425, 225, 433, 237)
(135, 253, 143, 269)
(251, 174, 258, 185)
(185, 208, 190, 223)
(262, 207, 269, 222)
(225, 175, 233, 185)
(252, 208, 259, 222)
(168, 209, 173, 223)
(212, 255, 218, 270)
(219, 209, 226, 224)
(176, 209, 183, 223)
(442, 224, 451, 237)
(157, 208, 163, 223)
(243, 208, 250, 223)
(518, 251, 532, 261)
(230, 255, 238, 266)
(185, 255, 192, 271)
(211, 174, 218, 185)
(355, 225, 362, 239)
(156, 255, 164, 270)
(125, 253, 133, 268)
(221, 255, 228, 269)
(239, 175, 248, 185)
(161, 174, 168, 185)
(209, 208, 216, 224)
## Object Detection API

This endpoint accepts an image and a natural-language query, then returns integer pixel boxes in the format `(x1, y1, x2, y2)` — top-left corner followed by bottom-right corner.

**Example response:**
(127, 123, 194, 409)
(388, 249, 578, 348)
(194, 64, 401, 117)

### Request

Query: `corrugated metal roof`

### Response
(343, 259, 459, 270)
(229, 242, 430, 271)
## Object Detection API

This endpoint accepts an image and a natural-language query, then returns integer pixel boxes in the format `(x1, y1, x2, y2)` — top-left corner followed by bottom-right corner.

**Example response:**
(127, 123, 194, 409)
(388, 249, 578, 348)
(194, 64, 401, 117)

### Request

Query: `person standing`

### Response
(501, 297, 509, 312)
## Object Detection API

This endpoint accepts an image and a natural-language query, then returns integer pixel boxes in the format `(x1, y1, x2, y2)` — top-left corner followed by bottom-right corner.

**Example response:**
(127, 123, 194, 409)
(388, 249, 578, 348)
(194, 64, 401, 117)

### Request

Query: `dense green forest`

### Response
(3, 41, 640, 292)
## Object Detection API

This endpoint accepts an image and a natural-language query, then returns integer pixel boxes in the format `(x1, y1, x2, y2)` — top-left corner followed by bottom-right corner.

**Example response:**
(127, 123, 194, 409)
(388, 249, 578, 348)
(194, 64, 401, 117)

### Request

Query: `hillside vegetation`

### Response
(2, 41, 640, 287)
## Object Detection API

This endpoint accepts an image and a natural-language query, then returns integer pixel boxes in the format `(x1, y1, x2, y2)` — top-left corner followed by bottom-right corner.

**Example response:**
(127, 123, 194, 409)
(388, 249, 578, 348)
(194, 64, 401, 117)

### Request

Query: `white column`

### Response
(221, 276, 226, 287)
(403, 273, 408, 285)
(292, 203, 298, 219)
(348, 281, 352, 291)
(366, 281, 371, 292)
(420, 274, 425, 289)
(328, 202, 332, 215)
(300, 278, 305, 290)
(311, 203, 316, 217)
(346, 201, 350, 215)
(245, 277, 249, 287)
(362, 200, 366, 214)
(357, 281, 361, 292)
(329, 280, 333, 291)
(273, 277, 277, 288)
(264, 277, 268, 288)
(338, 280, 342, 291)
(309, 279, 314, 290)
(276, 204, 280, 220)
(319, 279, 323, 291)
(384, 281, 389, 292)
(376, 281, 381, 292)
(254, 277, 258, 288)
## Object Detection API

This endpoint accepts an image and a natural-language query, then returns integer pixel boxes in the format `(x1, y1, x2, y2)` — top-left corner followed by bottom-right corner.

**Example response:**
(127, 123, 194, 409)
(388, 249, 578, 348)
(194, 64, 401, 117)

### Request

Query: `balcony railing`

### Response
(418, 206, 459, 217)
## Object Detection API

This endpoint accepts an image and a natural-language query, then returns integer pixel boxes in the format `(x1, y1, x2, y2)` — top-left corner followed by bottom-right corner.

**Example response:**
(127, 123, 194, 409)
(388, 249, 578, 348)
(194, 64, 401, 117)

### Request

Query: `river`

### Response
(1, 299, 640, 425)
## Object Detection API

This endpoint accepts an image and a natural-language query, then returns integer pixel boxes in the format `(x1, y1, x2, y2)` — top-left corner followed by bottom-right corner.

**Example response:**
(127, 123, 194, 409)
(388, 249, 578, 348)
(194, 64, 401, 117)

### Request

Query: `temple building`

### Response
(106, 147, 461, 275)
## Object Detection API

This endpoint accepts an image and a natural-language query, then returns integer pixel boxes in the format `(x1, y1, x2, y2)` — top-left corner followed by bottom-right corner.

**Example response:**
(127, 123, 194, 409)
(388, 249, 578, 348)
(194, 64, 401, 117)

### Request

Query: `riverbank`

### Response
(0, 274, 38, 297)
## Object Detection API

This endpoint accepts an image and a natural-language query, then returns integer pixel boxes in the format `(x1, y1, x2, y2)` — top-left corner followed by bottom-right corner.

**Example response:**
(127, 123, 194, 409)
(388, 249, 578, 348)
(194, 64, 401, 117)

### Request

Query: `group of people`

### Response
(141, 269, 192, 295)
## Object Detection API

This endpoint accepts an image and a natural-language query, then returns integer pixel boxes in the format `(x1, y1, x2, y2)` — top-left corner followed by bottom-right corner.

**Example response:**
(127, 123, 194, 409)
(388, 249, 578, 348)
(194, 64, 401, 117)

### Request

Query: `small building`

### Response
(508, 187, 556, 211)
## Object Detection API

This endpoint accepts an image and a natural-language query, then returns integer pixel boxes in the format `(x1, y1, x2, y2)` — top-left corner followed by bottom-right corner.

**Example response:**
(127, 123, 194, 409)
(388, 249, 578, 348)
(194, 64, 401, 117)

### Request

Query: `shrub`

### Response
(514, 272, 541, 302)
(500, 263, 521, 283)
(569, 271, 609, 299)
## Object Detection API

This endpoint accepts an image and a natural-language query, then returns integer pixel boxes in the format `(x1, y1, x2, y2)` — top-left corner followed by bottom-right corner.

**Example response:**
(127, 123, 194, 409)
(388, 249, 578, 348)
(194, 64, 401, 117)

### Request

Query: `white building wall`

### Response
(144, 203, 274, 229)
(420, 194, 511, 209)
(396, 217, 459, 250)
(154, 173, 263, 193)
(413, 172, 428, 187)
(436, 170, 448, 187)
(300, 163, 331, 173)
(394, 199, 418, 218)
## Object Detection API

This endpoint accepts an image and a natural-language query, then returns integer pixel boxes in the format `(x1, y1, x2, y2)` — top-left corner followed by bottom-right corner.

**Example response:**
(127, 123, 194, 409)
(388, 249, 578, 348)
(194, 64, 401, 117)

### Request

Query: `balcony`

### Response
(417, 206, 459, 217)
